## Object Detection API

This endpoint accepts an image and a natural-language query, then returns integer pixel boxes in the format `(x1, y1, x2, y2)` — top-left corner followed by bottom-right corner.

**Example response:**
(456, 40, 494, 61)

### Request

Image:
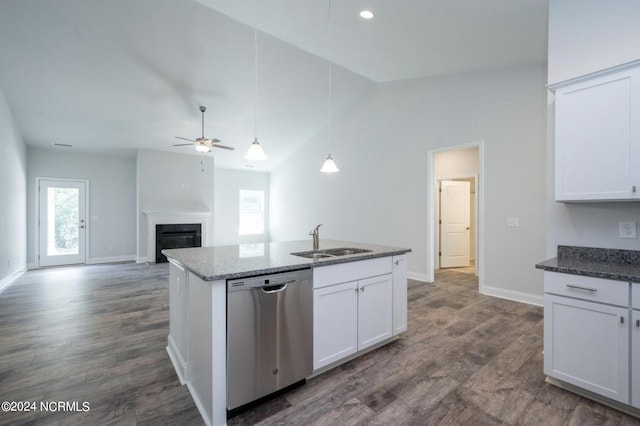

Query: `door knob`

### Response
(466, 227, 470, 230)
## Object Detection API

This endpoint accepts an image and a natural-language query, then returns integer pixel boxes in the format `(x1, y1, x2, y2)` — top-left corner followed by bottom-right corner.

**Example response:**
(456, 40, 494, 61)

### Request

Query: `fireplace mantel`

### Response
(142, 212, 211, 263)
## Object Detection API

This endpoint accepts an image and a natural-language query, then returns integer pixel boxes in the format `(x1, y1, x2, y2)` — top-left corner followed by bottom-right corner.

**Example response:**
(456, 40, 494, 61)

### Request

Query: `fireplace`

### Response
(155, 223, 202, 263)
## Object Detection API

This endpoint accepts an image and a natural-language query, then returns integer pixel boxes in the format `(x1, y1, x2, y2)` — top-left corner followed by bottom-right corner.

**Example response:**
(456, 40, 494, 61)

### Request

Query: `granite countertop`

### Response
(535, 245, 640, 282)
(163, 239, 412, 281)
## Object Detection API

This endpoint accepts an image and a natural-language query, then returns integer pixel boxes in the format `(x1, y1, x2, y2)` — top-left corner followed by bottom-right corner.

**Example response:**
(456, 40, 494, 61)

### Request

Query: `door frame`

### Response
(426, 141, 484, 287)
(436, 176, 477, 271)
(35, 177, 90, 268)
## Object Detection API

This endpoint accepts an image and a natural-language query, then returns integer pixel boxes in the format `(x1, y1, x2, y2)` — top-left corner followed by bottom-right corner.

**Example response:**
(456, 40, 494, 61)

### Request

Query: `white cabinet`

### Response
(633, 283, 640, 409)
(633, 309, 640, 409)
(312, 256, 406, 371)
(167, 260, 189, 384)
(357, 275, 393, 349)
(550, 61, 640, 201)
(544, 294, 629, 403)
(313, 281, 359, 368)
(544, 272, 635, 405)
(392, 254, 408, 335)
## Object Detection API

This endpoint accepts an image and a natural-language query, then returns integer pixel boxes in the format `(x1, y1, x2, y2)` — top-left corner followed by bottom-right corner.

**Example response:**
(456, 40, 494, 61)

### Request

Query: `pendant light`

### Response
(245, 3, 268, 162)
(321, 0, 339, 173)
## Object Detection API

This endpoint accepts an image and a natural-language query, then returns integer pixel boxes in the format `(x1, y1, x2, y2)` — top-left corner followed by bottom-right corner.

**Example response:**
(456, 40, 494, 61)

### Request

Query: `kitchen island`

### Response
(163, 240, 411, 426)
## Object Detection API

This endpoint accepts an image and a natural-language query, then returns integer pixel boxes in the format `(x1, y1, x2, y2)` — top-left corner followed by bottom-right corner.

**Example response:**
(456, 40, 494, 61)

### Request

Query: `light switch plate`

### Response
(507, 217, 519, 227)
(619, 222, 637, 239)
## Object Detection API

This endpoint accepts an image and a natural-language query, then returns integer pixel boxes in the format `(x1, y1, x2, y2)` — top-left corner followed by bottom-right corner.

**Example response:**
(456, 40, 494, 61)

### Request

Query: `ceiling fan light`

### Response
(320, 154, 339, 173)
(245, 138, 268, 161)
(195, 143, 211, 153)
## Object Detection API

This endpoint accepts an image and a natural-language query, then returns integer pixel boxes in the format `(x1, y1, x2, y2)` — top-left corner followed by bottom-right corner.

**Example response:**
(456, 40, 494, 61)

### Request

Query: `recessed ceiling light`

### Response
(359, 10, 374, 20)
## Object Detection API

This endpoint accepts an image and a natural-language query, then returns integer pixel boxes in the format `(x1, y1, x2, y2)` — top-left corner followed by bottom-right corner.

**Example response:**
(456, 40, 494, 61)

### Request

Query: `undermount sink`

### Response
(291, 247, 372, 259)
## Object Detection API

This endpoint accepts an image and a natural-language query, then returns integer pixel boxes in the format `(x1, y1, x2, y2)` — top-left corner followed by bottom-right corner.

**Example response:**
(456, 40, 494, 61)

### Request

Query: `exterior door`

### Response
(440, 180, 471, 268)
(38, 179, 87, 267)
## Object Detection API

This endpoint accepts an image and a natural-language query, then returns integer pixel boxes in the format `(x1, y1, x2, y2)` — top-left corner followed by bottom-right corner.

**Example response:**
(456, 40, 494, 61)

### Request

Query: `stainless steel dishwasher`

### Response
(227, 268, 313, 412)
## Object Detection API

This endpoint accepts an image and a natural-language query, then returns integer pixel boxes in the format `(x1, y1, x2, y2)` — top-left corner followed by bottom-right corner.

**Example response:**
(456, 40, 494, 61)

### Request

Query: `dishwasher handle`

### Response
(261, 283, 289, 293)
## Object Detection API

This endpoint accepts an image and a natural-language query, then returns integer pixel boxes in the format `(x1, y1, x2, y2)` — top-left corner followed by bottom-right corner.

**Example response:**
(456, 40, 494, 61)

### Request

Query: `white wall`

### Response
(0, 88, 27, 285)
(137, 149, 214, 260)
(27, 149, 136, 266)
(546, 0, 640, 255)
(271, 63, 547, 301)
(213, 168, 269, 246)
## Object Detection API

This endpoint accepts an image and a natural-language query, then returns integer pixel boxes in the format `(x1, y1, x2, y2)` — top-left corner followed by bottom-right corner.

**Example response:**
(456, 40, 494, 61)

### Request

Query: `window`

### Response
(238, 190, 265, 235)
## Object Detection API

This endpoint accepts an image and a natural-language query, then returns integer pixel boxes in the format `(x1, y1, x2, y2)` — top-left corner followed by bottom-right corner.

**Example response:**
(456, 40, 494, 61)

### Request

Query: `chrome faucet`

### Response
(309, 224, 322, 251)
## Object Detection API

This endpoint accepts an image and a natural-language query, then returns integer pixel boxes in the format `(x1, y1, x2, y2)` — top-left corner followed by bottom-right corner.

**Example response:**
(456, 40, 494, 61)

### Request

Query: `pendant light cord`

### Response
(328, 0, 332, 153)
(254, 0, 259, 141)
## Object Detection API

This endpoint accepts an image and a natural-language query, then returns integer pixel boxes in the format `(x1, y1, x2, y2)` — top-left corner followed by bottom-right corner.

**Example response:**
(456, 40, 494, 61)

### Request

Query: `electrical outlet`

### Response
(619, 222, 637, 239)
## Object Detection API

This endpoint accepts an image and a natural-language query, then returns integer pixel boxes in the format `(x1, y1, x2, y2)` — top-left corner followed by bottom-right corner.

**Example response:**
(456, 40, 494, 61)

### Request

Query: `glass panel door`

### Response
(39, 179, 87, 266)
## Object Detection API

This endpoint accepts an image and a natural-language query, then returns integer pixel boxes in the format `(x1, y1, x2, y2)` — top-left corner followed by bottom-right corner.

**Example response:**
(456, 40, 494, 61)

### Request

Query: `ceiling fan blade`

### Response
(173, 143, 194, 146)
(211, 144, 235, 151)
(210, 138, 221, 143)
(174, 136, 195, 142)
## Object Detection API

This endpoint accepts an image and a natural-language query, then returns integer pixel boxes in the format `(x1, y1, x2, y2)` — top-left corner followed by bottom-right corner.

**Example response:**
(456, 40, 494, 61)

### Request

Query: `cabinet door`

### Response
(358, 274, 393, 350)
(392, 255, 408, 335)
(313, 281, 358, 370)
(554, 68, 640, 201)
(633, 310, 640, 409)
(168, 261, 188, 383)
(544, 294, 629, 403)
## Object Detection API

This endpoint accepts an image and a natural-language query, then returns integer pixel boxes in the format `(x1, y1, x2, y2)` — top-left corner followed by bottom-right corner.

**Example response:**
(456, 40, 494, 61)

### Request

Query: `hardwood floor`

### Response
(1, 263, 639, 425)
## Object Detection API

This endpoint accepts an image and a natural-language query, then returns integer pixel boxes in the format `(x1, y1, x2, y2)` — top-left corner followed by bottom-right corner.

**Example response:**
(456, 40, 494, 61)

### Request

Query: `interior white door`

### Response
(38, 179, 87, 267)
(440, 180, 471, 268)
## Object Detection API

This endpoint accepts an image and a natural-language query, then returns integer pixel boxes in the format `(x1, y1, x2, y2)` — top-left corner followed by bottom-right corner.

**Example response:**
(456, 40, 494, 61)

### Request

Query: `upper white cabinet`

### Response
(550, 60, 640, 201)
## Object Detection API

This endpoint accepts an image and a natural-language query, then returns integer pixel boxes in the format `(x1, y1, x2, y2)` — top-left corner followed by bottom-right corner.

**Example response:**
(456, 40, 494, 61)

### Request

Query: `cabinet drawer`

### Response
(544, 272, 629, 307)
(313, 257, 392, 289)
(633, 283, 640, 309)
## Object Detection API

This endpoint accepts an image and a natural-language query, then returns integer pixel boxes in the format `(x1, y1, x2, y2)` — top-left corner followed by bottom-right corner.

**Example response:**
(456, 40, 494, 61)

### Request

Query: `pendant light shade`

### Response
(320, 154, 339, 173)
(246, 3, 268, 162)
(245, 137, 268, 161)
(321, 0, 340, 174)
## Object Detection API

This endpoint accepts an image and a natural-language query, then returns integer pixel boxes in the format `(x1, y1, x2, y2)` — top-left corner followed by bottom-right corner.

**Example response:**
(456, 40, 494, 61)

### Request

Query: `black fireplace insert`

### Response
(156, 223, 202, 263)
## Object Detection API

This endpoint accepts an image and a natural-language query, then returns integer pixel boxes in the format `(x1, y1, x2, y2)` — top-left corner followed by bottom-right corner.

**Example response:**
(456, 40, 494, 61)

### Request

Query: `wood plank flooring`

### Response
(0, 263, 639, 425)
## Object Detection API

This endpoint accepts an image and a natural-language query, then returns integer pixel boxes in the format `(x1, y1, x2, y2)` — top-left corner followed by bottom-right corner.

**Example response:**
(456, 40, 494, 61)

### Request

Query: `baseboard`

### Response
(0, 267, 27, 294)
(27, 262, 38, 270)
(408, 271, 429, 282)
(480, 284, 543, 307)
(166, 335, 188, 385)
(87, 255, 136, 265)
(136, 256, 152, 264)
(186, 381, 212, 426)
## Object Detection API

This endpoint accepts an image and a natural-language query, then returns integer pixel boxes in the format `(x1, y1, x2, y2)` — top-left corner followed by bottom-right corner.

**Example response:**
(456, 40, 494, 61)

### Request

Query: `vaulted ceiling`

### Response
(0, 0, 547, 171)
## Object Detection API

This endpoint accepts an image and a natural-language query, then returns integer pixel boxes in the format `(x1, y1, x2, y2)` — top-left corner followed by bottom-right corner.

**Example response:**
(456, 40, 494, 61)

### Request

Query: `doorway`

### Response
(426, 142, 483, 285)
(37, 178, 89, 267)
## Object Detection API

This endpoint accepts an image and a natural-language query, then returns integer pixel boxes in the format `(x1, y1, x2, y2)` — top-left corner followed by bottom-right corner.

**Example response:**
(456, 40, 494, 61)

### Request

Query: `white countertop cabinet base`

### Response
(633, 309, 640, 409)
(313, 281, 359, 368)
(544, 294, 629, 403)
(313, 256, 407, 372)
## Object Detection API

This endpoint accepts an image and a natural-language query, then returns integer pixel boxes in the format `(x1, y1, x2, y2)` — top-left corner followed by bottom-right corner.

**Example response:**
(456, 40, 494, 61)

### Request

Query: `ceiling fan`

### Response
(174, 106, 234, 153)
